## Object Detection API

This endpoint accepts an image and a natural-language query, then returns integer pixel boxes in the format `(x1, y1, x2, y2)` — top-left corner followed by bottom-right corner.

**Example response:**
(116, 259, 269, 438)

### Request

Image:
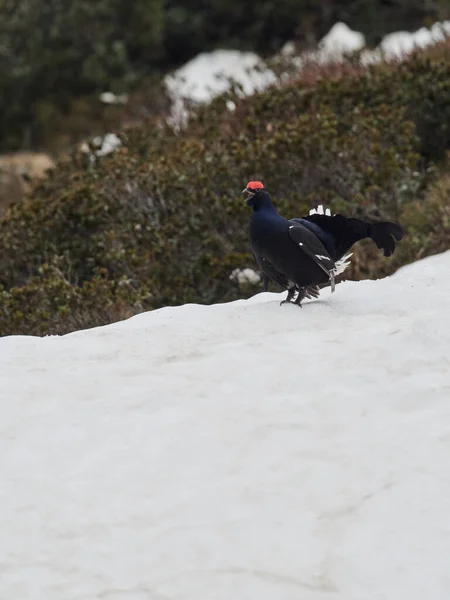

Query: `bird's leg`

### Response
(294, 288, 307, 307)
(280, 284, 296, 306)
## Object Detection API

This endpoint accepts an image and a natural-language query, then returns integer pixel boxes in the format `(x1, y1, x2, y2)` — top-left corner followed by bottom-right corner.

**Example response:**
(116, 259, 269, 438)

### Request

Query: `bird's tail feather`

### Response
(368, 222, 404, 257)
(305, 213, 403, 259)
(309, 204, 332, 217)
(334, 253, 353, 276)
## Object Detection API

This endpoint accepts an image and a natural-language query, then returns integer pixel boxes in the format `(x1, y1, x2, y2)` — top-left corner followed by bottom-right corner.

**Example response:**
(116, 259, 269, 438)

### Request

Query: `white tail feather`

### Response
(334, 253, 353, 276)
(309, 205, 333, 217)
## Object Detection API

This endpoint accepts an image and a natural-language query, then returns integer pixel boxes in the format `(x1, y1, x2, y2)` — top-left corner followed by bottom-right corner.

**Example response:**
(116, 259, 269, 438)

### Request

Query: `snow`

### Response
(80, 133, 122, 157)
(99, 92, 128, 105)
(280, 23, 366, 63)
(165, 23, 365, 120)
(379, 21, 450, 59)
(164, 19, 449, 125)
(165, 50, 276, 126)
(280, 40, 297, 57)
(166, 50, 275, 104)
(286, 23, 365, 69)
(95, 133, 122, 156)
(229, 268, 261, 285)
(1, 250, 450, 599)
(317, 22, 365, 59)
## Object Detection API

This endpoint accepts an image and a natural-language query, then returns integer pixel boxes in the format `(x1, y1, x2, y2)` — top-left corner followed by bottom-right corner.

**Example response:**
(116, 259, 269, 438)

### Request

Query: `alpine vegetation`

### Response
(244, 181, 403, 306)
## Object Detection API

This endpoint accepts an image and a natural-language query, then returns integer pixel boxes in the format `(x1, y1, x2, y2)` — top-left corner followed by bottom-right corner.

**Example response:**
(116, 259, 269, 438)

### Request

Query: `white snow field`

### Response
(1, 251, 450, 600)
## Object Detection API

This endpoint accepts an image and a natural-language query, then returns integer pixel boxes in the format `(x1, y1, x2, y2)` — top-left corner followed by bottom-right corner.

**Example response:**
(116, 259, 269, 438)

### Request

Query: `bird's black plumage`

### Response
(243, 182, 403, 306)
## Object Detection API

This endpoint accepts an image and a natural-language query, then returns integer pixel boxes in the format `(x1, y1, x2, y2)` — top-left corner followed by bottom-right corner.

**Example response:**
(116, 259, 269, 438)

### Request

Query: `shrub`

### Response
(0, 46, 449, 336)
(0, 261, 149, 337)
(1, 0, 448, 152)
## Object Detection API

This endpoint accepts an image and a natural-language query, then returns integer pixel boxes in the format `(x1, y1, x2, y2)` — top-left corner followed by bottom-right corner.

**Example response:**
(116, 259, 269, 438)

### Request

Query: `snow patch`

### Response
(164, 20, 450, 126)
(317, 22, 365, 59)
(380, 21, 450, 59)
(1, 252, 450, 598)
(99, 92, 128, 105)
(80, 133, 121, 157)
(280, 40, 297, 57)
(165, 49, 276, 126)
(229, 267, 261, 285)
(361, 20, 450, 64)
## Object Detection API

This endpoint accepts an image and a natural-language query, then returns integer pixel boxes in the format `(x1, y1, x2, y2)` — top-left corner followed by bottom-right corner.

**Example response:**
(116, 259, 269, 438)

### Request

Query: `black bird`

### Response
(243, 181, 404, 306)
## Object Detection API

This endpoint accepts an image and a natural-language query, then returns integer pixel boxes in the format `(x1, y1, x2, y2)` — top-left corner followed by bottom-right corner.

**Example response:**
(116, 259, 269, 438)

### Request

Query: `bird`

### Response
(243, 181, 404, 306)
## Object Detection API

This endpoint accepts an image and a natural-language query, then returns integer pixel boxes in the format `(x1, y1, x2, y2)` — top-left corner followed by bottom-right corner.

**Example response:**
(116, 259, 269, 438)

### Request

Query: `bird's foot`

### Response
(280, 298, 296, 306)
(280, 287, 296, 306)
(280, 285, 320, 306)
(294, 288, 306, 307)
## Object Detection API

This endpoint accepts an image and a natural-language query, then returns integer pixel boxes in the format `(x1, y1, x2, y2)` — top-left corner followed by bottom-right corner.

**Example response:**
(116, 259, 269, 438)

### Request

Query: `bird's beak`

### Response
(242, 187, 254, 203)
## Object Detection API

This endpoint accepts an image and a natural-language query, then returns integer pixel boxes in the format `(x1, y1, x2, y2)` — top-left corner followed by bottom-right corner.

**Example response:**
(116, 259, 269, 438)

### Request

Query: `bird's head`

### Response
(242, 181, 271, 209)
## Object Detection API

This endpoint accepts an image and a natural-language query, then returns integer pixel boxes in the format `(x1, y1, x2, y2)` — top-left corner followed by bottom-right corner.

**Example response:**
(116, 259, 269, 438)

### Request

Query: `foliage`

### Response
(0, 47, 450, 336)
(0, 0, 448, 151)
(0, 0, 164, 151)
(0, 262, 148, 336)
(393, 168, 450, 266)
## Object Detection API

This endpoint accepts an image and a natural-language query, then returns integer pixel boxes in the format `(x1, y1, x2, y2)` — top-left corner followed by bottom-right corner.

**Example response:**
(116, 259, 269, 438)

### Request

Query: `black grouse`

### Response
(243, 181, 404, 306)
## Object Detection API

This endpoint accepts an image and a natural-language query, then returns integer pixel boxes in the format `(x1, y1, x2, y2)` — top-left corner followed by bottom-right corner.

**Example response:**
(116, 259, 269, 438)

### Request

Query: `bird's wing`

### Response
(259, 255, 290, 289)
(252, 250, 271, 291)
(288, 221, 335, 276)
(290, 217, 337, 258)
(257, 253, 322, 299)
(253, 244, 323, 299)
(252, 246, 289, 288)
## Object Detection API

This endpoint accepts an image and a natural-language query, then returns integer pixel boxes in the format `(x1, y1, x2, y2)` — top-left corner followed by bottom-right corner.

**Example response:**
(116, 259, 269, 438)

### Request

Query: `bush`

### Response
(393, 168, 450, 266)
(0, 46, 449, 336)
(0, 0, 165, 151)
(0, 262, 149, 337)
(1, 0, 448, 152)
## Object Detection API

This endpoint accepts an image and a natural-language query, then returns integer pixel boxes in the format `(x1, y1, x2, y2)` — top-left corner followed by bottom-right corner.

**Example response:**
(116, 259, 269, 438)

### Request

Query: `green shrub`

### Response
(393, 169, 450, 266)
(0, 261, 149, 337)
(1, 46, 449, 336)
(1, 0, 448, 152)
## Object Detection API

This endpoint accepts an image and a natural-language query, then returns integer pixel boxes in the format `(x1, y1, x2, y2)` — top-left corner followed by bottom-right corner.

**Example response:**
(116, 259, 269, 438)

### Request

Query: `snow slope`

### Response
(1, 251, 450, 600)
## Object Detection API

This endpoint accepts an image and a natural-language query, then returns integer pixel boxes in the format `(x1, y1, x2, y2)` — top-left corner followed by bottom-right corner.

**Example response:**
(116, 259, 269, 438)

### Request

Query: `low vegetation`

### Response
(0, 43, 449, 336)
(1, 0, 448, 152)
